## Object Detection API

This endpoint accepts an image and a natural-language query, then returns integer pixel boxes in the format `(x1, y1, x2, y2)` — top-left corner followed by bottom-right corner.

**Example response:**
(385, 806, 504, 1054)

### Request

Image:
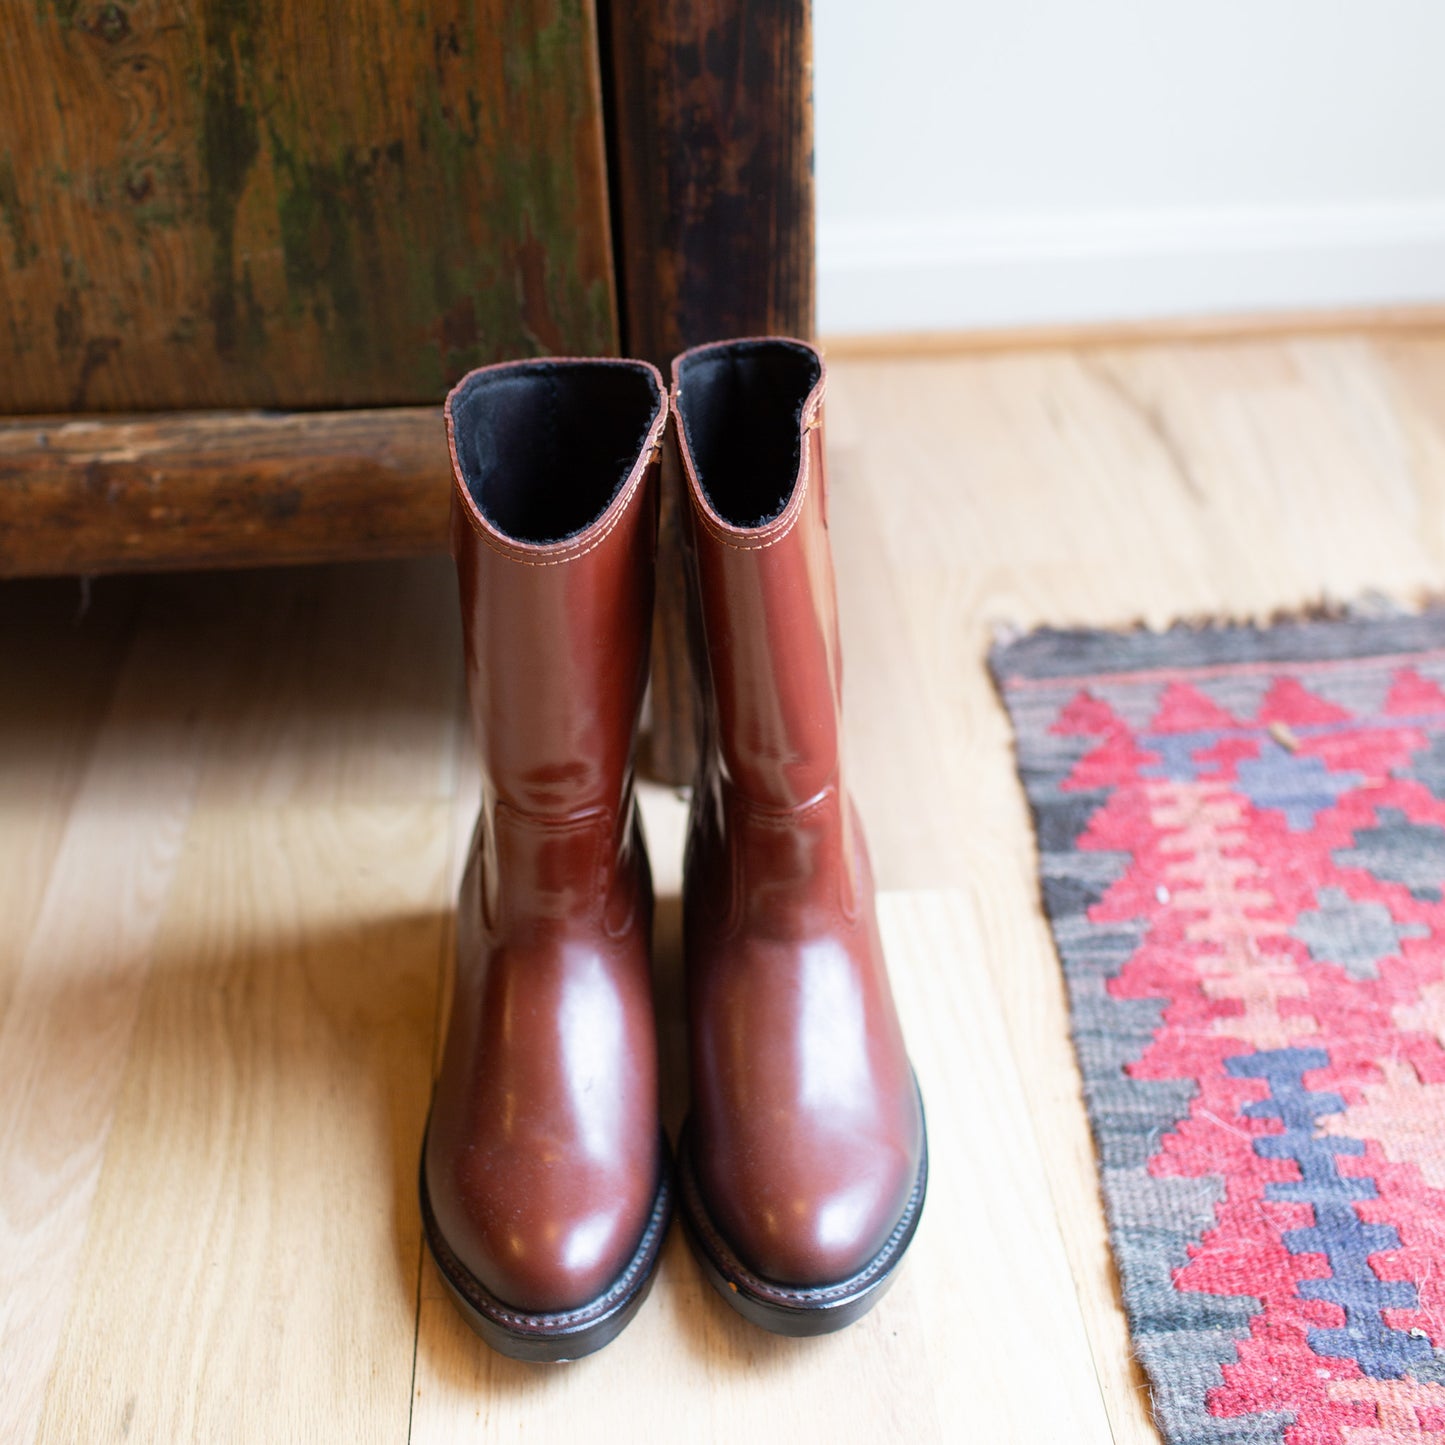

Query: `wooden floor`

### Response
(8, 330, 1445, 1443)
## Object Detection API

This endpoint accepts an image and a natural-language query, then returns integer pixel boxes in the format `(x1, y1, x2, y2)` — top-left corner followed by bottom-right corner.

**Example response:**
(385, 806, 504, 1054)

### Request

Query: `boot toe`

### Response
(427, 1143, 657, 1316)
(698, 1130, 919, 1288)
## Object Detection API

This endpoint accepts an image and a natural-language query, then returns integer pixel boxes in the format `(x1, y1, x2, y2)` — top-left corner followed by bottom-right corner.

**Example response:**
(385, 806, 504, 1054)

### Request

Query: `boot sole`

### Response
(676, 1092, 928, 1338)
(419, 1132, 673, 1363)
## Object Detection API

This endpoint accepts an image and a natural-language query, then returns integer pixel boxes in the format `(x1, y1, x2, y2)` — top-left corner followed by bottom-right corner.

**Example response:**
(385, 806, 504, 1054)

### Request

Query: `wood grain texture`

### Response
(0, 408, 452, 575)
(605, 0, 815, 784)
(1, 590, 236, 1442)
(3, 559, 463, 1444)
(0, 0, 617, 414)
(13, 332, 1445, 1441)
(0, 576, 142, 1025)
(35, 804, 450, 1444)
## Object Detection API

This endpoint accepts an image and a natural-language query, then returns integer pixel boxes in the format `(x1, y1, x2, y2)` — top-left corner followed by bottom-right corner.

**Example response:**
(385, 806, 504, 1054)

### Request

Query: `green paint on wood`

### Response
(89, 3, 130, 43)
(0, 155, 38, 268)
(488, 0, 616, 355)
(271, 138, 377, 381)
(237, 260, 267, 357)
(13, 0, 616, 409)
(198, 0, 261, 360)
(40, 0, 83, 29)
(53, 291, 82, 353)
(52, 249, 90, 358)
(363, 0, 618, 390)
(408, 67, 494, 383)
(121, 155, 191, 236)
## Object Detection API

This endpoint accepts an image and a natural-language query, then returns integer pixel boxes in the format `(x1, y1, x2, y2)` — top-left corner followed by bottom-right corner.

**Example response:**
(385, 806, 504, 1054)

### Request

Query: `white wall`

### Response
(814, 2, 1445, 334)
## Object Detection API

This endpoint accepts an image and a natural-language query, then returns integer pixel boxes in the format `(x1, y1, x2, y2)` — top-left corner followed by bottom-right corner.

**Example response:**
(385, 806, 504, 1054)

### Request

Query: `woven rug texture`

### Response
(993, 614, 1445, 1445)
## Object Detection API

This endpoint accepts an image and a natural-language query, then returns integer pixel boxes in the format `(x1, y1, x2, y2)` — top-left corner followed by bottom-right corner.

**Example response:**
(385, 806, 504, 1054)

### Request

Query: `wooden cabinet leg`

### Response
(603, 0, 815, 785)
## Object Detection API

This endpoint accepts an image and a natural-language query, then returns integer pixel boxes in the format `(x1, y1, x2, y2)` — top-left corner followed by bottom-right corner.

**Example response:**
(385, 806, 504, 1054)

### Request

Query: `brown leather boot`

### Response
(671, 338, 927, 1336)
(421, 358, 672, 1362)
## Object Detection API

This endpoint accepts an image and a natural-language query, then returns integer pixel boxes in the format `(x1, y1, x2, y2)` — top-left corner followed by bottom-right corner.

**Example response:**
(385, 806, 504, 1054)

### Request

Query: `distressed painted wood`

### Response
(0, 0, 617, 414)
(605, 0, 814, 364)
(0, 408, 451, 574)
(605, 0, 816, 783)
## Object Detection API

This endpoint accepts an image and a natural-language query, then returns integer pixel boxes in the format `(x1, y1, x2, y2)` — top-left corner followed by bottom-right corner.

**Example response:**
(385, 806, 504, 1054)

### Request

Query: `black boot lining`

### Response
(676, 340, 821, 529)
(450, 363, 661, 544)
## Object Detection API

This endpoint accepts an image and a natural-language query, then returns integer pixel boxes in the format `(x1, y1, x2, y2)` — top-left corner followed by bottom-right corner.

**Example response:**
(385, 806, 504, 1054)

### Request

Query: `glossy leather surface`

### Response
(673, 338, 925, 1288)
(425, 358, 667, 1315)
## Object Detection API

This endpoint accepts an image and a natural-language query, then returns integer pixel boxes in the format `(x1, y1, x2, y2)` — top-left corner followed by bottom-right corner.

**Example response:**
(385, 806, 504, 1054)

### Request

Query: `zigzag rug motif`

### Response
(993, 614, 1445, 1444)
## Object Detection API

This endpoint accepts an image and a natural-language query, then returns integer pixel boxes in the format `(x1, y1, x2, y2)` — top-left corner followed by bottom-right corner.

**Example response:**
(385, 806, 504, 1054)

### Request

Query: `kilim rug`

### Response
(991, 613, 1445, 1445)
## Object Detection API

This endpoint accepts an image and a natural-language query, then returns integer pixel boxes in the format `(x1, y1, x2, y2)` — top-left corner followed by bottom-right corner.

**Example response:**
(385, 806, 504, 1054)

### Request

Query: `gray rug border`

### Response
(990, 608, 1445, 682)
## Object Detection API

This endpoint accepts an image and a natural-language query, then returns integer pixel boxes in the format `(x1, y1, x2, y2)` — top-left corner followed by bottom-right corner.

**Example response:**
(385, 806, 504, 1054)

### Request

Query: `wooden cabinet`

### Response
(1, 0, 619, 576)
(0, 0, 813, 777)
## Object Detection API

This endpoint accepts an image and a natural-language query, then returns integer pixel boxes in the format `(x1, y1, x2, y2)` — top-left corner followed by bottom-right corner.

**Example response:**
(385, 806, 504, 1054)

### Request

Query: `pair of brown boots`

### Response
(420, 338, 927, 1361)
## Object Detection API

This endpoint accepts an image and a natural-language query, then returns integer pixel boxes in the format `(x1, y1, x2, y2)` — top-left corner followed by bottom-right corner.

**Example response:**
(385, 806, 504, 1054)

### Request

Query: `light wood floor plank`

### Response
(0, 594, 228, 1444)
(34, 803, 448, 1444)
(879, 888, 1115, 1442)
(0, 578, 142, 1027)
(6, 560, 465, 1444)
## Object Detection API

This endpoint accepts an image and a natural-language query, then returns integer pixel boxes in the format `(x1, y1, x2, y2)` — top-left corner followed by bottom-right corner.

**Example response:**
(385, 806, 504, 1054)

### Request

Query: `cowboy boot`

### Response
(671, 337, 927, 1335)
(421, 358, 672, 1362)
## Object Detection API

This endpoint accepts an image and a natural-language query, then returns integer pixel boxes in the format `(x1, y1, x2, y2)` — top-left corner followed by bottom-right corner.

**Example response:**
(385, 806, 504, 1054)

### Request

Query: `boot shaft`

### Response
(446, 358, 666, 820)
(671, 340, 927, 1311)
(672, 338, 842, 810)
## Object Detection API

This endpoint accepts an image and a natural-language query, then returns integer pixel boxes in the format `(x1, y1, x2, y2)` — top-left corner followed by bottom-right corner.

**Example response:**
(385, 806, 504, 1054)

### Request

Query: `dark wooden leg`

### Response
(603, 0, 815, 784)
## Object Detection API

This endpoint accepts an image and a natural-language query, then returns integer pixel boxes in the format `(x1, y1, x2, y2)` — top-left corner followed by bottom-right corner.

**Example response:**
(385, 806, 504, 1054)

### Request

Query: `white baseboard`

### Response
(817, 202, 1445, 335)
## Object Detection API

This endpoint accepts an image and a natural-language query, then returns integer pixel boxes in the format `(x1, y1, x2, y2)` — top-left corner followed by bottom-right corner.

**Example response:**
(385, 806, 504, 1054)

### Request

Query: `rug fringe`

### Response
(985, 588, 1432, 654)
